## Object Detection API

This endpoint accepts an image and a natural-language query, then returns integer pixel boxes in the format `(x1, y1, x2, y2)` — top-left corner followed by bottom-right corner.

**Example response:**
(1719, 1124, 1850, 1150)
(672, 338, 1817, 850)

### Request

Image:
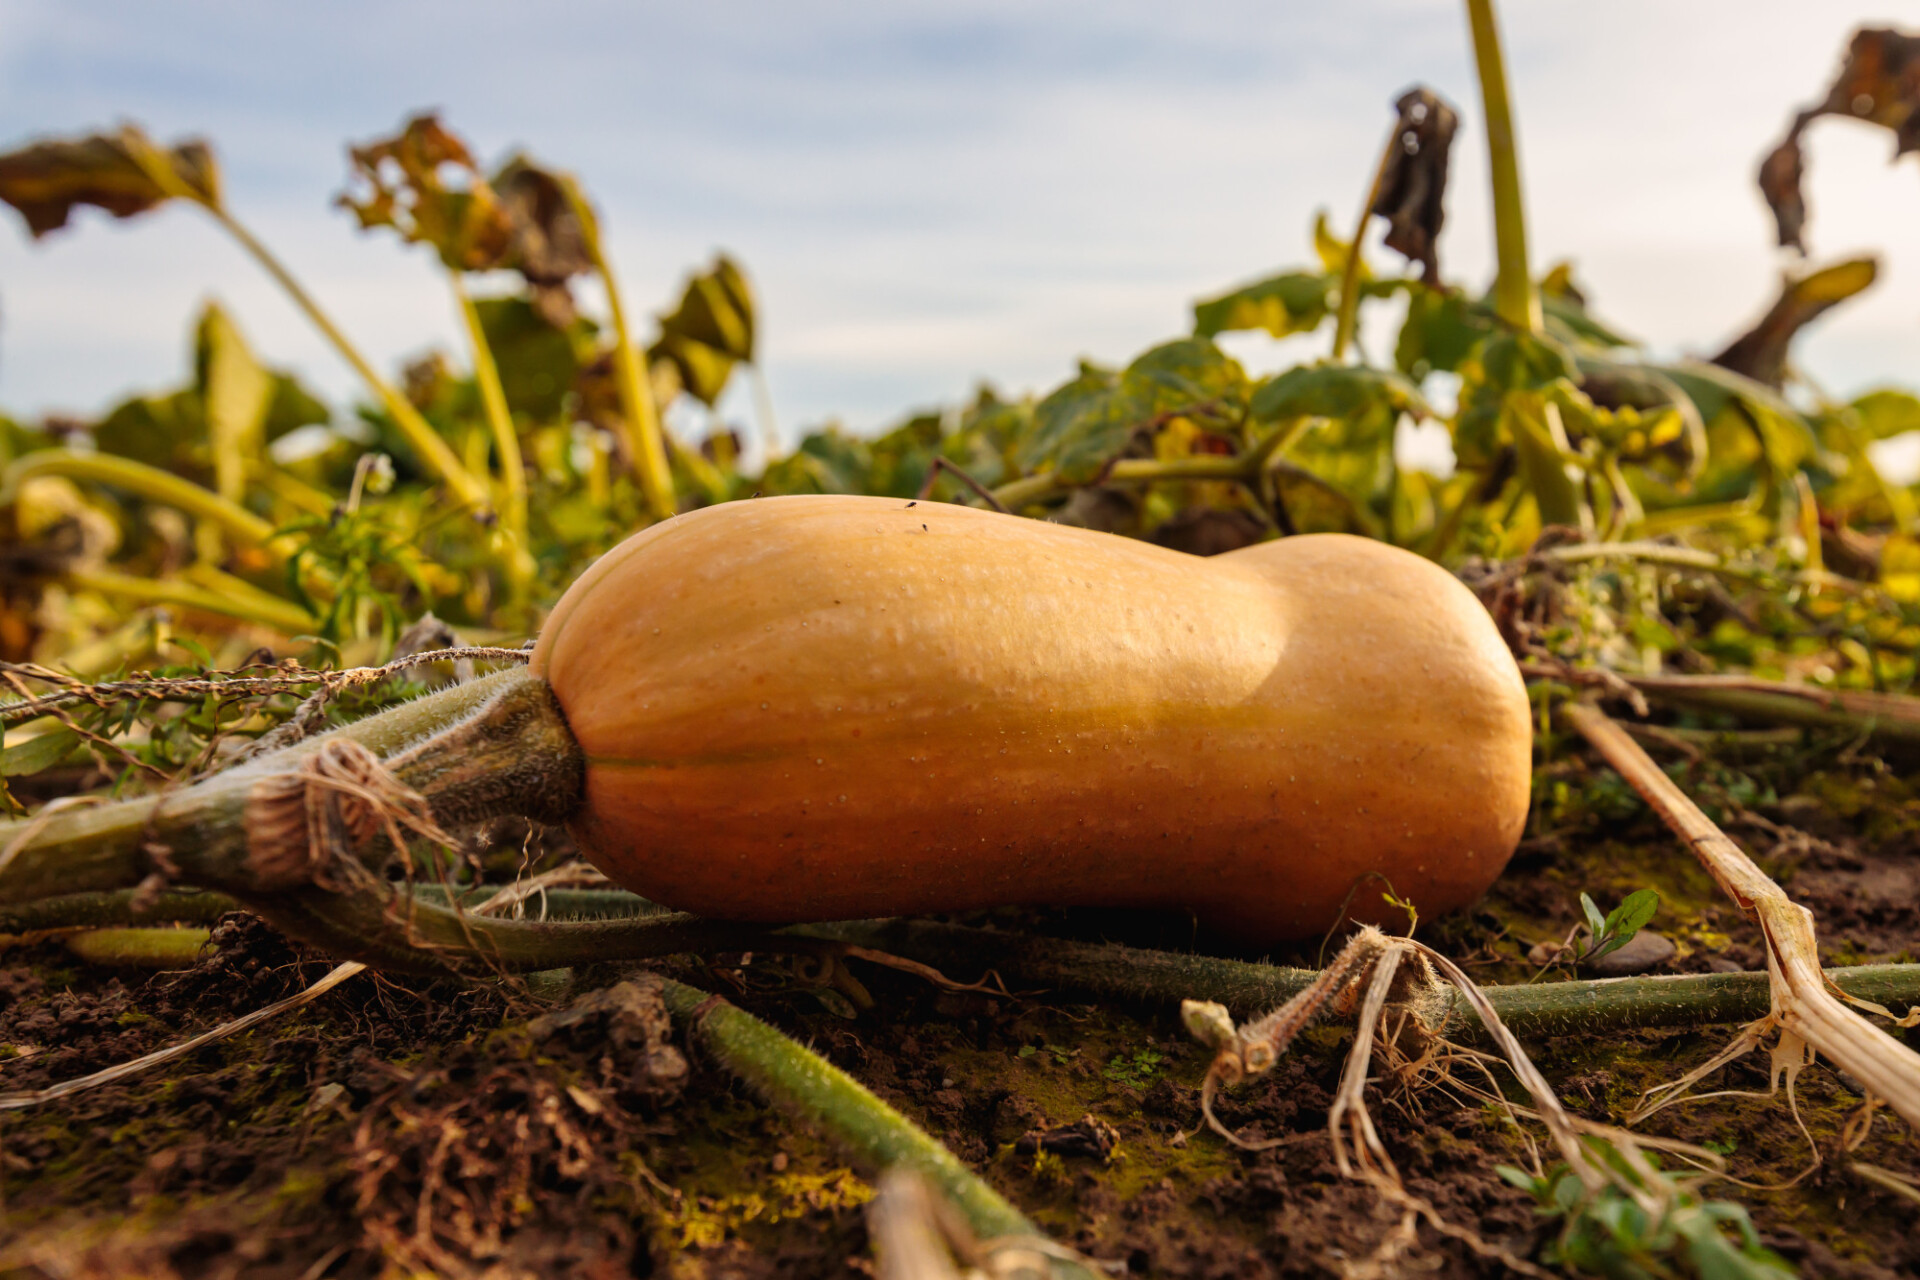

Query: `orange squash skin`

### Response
(529, 494, 1531, 942)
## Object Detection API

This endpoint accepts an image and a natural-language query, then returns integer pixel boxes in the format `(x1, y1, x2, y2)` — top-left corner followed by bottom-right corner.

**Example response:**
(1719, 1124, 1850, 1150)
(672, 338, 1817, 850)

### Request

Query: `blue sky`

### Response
(3, 0, 1919, 454)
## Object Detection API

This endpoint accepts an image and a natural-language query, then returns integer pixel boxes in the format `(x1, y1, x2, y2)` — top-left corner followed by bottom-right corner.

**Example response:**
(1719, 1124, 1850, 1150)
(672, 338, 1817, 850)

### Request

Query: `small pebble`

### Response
(1585, 930, 1677, 977)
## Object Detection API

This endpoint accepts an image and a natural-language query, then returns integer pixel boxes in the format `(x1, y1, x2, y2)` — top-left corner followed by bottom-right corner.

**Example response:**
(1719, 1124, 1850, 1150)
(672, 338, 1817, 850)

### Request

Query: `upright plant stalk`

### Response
(555, 178, 677, 520)
(114, 132, 490, 512)
(1330, 133, 1395, 362)
(450, 275, 534, 588)
(1464, 0, 1539, 333)
(204, 209, 491, 514)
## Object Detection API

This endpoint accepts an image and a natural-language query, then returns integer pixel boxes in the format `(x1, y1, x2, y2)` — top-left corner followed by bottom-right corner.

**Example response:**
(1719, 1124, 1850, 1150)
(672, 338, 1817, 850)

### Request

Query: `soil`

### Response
(2, 734, 1918, 1278)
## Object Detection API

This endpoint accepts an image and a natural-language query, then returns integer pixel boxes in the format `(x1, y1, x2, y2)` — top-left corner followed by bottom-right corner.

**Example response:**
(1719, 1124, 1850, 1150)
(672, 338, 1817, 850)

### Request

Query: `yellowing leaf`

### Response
(196, 302, 273, 504)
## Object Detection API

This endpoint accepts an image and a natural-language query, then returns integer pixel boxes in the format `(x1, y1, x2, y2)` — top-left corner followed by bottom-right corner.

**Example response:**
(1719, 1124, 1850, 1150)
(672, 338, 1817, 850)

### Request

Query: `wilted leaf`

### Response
(1759, 28, 1920, 251)
(1369, 86, 1459, 282)
(1193, 272, 1333, 340)
(196, 302, 274, 503)
(1018, 339, 1247, 483)
(0, 126, 219, 237)
(338, 114, 513, 272)
(1711, 258, 1878, 388)
(649, 256, 758, 406)
(492, 156, 594, 328)
(475, 296, 593, 422)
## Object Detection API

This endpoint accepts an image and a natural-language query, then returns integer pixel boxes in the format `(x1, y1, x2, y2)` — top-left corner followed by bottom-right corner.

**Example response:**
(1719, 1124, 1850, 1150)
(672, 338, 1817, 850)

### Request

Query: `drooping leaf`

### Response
(196, 302, 274, 504)
(1658, 359, 1822, 476)
(491, 156, 595, 328)
(1192, 271, 1333, 340)
(1711, 257, 1878, 388)
(0, 125, 220, 237)
(338, 114, 513, 272)
(1758, 28, 1920, 252)
(474, 296, 594, 422)
(1369, 86, 1459, 282)
(1018, 339, 1247, 483)
(649, 256, 758, 406)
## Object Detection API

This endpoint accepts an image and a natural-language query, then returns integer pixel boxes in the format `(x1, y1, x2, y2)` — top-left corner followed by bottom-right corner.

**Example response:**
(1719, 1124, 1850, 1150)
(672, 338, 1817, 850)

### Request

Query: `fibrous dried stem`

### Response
(1563, 700, 1920, 1130)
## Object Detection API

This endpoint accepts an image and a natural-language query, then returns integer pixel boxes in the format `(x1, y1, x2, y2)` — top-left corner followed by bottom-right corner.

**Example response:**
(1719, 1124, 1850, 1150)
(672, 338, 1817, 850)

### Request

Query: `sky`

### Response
(2, 0, 1919, 459)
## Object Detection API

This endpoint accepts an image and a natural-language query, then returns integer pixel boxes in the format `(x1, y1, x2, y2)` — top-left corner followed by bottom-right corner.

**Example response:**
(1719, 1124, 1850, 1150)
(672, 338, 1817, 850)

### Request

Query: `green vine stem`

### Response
(63, 926, 209, 968)
(555, 176, 677, 520)
(2, 450, 281, 552)
(1463, 0, 1539, 333)
(800, 919, 1920, 1042)
(451, 275, 534, 587)
(657, 977, 1054, 1256)
(0, 884, 661, 934)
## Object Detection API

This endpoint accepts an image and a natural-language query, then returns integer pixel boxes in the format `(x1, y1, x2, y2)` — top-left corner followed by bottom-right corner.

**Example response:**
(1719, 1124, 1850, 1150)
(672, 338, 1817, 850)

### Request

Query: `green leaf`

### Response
(1018, 339, 1247, 483)
(1850, 388, 1920, 440)
(1601, 889, 1660, 945)
(1493, 1164, 1541, 1194)
(1579, 892, 1608, 939)
(1250, 361, 1428, 427)
(1395, 284, 1493, 379)
(0, 725, 82, 778)
(1193, 271, 1332, 340)
(1656, 360, 1819, 477)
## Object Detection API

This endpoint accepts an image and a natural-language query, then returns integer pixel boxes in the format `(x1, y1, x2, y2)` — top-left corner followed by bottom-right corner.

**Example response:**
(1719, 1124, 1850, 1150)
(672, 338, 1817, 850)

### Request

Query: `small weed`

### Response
(1101, 1050, 1164, 1087)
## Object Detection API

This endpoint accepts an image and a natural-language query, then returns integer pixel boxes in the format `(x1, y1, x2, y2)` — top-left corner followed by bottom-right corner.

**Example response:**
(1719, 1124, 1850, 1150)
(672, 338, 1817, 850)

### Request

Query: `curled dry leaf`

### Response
(492, 157, 593, 328)
(1711, 257, 1878, 389)
(0, 125, 219, 237)
(1369, 86, 1459, 283)
(337, 113, 514, 272)
(1760, 27, 1920, 252)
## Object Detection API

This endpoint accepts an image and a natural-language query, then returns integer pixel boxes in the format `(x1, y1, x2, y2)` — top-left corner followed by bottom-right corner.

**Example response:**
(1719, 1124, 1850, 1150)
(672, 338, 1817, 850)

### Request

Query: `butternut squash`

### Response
(530, 494, 1531, 942)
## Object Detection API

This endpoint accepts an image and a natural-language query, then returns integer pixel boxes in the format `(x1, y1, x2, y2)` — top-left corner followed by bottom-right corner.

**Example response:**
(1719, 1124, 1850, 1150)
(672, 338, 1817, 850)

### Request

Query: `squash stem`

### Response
(0, 668, 527, 905)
